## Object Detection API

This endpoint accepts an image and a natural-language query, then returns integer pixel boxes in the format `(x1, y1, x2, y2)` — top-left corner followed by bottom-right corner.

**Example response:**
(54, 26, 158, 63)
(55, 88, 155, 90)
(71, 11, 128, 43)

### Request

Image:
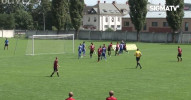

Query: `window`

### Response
(106, 17, 108, 22)
(111, 25, 115, 29)
(118, 17, 120, 22)
(88, 17, 90, 22)
(111, 17, 114, 22)
(124, 21, 129, 26)
(143, 23, 147, 30)
(152, 22, 158, 27)
(117, 25, 120, 28)
(104, 25, 109, 28)
(185, 22, 189, 31)
(163, 22, 168, 27)
(94, 17, 97, 22)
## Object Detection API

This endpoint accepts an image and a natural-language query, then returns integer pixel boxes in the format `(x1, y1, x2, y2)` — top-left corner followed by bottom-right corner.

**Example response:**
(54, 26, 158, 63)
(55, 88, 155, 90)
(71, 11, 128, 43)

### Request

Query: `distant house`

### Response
(83, 1, 129, 31)
(122, 11, 191, 33)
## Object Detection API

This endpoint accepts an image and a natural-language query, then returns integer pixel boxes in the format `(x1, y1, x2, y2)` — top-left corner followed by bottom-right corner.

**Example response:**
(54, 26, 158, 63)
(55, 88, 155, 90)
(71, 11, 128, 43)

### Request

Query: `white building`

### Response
(83, 1, 129, 31)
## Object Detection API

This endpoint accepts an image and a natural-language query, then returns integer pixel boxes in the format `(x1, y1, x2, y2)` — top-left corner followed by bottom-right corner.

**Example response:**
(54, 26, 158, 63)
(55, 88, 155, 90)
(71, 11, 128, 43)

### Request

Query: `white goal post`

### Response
(26, 34, 74, 55)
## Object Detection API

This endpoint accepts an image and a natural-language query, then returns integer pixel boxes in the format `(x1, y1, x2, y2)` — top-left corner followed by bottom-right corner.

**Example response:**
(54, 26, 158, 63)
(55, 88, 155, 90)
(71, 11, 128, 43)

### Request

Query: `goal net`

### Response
(26, 34, 74, 55)
(178, 34, 191, 44)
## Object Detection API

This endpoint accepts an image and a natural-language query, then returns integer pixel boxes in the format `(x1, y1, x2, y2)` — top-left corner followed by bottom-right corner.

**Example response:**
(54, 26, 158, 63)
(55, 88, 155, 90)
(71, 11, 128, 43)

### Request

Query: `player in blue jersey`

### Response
(78, 43, 82, 59)
(82, 41, 86, 57)
(119, 42, 124, 54)
(4, 38, 9, 50)
(101, 44, 107, 60)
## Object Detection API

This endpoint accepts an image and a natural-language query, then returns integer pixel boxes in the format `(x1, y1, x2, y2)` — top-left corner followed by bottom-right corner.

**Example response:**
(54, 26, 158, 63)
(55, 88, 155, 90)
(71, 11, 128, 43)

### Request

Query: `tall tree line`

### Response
(0, 0, 85, 35)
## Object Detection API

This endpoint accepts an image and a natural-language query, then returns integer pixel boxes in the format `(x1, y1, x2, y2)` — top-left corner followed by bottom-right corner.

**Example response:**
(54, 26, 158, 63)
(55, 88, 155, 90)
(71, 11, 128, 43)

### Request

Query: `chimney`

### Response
(98, 0, 100, 4)
(159, 3, 161, 6)
(104, 1, 106, 3)
(126, 1, 128, 5)
(112, 1, 116, 5)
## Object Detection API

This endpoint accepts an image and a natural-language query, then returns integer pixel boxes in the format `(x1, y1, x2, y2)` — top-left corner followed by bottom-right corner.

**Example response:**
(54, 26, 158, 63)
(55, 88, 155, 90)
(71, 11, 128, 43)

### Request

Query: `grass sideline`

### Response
(0, 38, 191, 100)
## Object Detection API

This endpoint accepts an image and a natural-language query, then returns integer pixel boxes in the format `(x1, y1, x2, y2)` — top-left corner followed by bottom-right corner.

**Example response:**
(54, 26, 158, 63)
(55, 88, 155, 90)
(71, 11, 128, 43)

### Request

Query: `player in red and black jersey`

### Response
(97, 46, 102, 62)
(177, 46, 182, 62)
(89, 42, 95, 58)
(106, 91, 117, 100)
(50, 57, 60, 77)
(115, 42, 119, 56)
(108, 42, 112, 57)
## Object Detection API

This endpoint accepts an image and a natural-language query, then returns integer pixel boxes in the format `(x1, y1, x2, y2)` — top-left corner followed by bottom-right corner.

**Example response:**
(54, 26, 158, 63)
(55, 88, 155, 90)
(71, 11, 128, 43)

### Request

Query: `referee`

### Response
(134, 48, 142, 69)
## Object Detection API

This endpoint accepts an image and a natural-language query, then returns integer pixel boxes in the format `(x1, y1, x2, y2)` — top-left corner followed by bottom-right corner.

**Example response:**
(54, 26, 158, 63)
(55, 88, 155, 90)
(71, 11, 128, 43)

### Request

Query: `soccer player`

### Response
(177, 46, 182, 62)
(78, 43, 82, 59)
(134, 49, 142, 69)
(101, 44, 107, 60)
(97, 46, 102, 62)
(4, 38, 9, 50)
(115, 42, 119, 56)
(106, 91, 117, 100)
(50, 57, 60, 77)
(82, 41, 86, 57)
(65, 92, 75, 100)
(89, 42, 95, 58)
(108, 42, 112, 57)
(119, 42, 123, 54)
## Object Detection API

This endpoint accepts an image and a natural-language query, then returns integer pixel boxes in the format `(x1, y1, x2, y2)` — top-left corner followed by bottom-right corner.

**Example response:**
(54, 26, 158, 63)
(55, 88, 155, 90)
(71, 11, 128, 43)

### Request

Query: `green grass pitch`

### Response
(0, 38, 191, 100)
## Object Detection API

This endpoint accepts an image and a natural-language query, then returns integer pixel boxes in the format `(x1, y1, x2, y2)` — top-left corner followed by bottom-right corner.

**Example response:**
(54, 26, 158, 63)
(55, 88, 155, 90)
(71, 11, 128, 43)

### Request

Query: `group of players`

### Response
(78, 40, 128, 62)
(64, 90, 117, 100)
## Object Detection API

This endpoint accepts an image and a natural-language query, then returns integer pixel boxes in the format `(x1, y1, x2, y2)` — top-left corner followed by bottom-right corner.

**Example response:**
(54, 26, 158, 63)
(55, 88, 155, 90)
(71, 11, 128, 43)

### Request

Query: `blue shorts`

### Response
(102, 53, 106, 57)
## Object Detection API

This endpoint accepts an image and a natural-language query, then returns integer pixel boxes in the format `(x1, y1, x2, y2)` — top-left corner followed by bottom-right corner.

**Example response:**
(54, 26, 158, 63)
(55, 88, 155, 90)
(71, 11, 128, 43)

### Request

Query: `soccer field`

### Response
(0, 38, 191, 100)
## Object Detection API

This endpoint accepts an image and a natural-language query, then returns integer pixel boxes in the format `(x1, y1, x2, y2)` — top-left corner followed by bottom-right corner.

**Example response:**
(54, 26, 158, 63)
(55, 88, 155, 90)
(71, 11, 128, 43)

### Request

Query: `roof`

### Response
(99, 3, 121, 15)
(123, 11, 191, 18)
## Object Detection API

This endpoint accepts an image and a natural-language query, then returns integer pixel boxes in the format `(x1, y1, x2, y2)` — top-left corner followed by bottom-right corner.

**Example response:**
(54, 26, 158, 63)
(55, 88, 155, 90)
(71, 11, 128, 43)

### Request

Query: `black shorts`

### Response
(54, 67, 58, 72)
(98, 54, 101, 58)
(177, 53, 182, 57)
(90, 50, 94, 54)
(108, 48, 111, 51)
(116, 48, 119, 51)
(136, 57, 140, 61)
(5, 44, 8, 46)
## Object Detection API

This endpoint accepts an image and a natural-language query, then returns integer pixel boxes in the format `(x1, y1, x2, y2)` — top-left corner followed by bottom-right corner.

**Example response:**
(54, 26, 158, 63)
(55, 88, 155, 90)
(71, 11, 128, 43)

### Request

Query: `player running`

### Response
(78, 43, 82, 59)
(101, 44, 107, 60)
(115, 42, 119, 56)
(108, 42, 112, 57)
(4, 38, 9, 50)
(82, 41, 86, 57)
(134, 49, 142, 69)
(89, 42, 95, 58)
(177, 46, 182, 62)
(50, 57, 60, 77)
(97, 46, 102, 62)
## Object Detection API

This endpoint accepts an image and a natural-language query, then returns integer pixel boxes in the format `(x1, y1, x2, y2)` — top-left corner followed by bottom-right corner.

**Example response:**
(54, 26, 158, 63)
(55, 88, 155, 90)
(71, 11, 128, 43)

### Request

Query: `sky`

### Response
(85, 0, 191, 6)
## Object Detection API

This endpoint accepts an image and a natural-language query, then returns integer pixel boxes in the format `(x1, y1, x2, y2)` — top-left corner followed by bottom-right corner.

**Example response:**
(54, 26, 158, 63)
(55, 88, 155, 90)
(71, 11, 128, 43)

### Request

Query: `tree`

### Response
(69, 0, 84, 39)
(166, 0, 184, 43)
(14, 9, 34, 30)
(0, 14, 15, 29)
(128, 0, 148, 41)
(52, 0, 68, 33)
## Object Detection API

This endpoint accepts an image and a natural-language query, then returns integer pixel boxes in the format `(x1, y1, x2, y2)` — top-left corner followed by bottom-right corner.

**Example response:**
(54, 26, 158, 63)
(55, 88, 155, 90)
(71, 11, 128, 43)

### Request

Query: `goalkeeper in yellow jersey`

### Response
(134, 49, 142, 69)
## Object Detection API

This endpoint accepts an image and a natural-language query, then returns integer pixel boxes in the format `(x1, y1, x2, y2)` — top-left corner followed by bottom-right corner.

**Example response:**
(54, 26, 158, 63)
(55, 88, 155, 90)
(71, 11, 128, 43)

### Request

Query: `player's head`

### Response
(178, 46, 180, 48)
(109, 90, 114, 96)
(103, 44, 105, 46)
(80, 43, 81, 45)
(111, 42, 112, 44)
(99, 46, 101, 48)
(56, 57, 58, 59)
(137, 48, 139, 51)
(83, 41, 85, 44)
(91, 42, 93, 45)
(69, 92, 73, 97)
